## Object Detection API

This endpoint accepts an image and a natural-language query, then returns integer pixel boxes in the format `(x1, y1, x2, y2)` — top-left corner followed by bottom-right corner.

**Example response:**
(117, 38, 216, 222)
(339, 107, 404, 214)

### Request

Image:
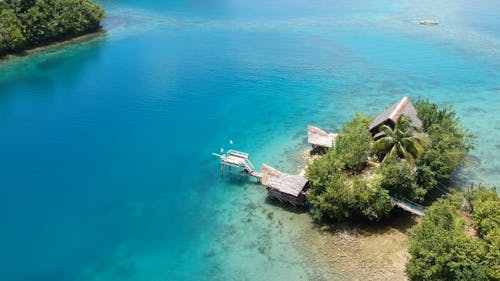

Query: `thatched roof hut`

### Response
(260, 164, 309, 206)
(307, 125, 338, 149)
(369, 96, 422, 139)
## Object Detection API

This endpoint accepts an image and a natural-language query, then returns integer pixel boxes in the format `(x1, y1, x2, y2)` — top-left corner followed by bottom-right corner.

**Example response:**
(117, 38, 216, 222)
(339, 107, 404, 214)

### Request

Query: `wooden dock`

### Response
(212, 150, 309, 205)
(212, 124, 427, 212)
(212, 150, 262, 179)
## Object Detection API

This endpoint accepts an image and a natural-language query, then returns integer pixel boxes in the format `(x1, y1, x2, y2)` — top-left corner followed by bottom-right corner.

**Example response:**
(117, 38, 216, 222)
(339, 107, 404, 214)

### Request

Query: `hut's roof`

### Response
(260, 164, 308, 197)
(369, 96, 422, 131)
(307, 125, 338, 148)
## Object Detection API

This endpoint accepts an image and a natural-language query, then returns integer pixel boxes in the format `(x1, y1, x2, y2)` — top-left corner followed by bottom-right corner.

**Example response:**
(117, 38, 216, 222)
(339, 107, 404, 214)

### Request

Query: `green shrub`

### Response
(352, 176, 392, 221)
(415, 99, 475, 183)
(306, 113, 392, 222)
(408, 190, 500, 281)
(484, 229, 500, 280)
(470, 187, 500, 229)
(0, 9, 26, 55)
(407, 194, 490, 281)
(306, 165, 392, 222)
(306, 152, 352, 221)
(377, 156, 426, 202)
(335, 113, 372, 172)
(470, 187, 500, 280)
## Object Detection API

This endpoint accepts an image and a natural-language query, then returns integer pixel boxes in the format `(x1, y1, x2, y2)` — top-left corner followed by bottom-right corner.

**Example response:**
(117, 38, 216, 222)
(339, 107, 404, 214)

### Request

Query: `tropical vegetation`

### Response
(306, 114, 393, 221)
(306, 99, 475, 222)
(372, 115, 426, 168)
(0, 0, 104, 57)
(415, 99, 476, 188)
(407, 186, 499, 281)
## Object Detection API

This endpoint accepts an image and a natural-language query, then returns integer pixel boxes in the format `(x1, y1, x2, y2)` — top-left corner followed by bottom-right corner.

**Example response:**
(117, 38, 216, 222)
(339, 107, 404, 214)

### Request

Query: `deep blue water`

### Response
(1, 0, 500, 280)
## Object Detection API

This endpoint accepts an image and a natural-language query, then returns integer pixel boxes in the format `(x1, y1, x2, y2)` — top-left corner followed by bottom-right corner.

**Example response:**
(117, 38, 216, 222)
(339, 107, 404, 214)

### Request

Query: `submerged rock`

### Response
(266, 211, 274, 220)
(204, 249, 216, 258)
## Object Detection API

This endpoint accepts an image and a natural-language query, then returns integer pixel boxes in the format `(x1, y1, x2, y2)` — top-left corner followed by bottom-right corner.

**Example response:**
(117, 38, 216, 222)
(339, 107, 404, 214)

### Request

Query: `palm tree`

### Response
(372, 116, 426, 168)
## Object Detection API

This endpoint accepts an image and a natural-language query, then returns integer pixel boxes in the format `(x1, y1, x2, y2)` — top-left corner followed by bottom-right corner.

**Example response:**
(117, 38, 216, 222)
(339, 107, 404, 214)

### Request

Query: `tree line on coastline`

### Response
(408, 186, 499, 280)
(0, 0, 104, 57)
(304, 98, 499, 280)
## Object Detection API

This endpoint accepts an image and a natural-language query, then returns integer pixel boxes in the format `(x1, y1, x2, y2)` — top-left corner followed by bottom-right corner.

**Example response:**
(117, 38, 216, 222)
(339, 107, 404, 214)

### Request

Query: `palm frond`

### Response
(387, 145, 399, 161)
(375, 115, 428, 168)
(373, 136, 394, 154)
(379, 124, 396, 139)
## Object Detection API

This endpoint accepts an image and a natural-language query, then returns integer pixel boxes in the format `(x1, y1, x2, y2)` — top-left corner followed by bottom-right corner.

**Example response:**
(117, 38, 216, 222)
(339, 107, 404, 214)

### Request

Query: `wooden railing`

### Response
(391, 196, 425, 216)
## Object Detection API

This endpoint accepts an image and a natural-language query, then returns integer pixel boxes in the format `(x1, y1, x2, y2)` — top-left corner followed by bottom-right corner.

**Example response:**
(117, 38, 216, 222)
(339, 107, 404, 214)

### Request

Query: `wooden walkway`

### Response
(212, 150, 309, 205)
(212, 150, 427, 212)
(391, 197, 425, 216)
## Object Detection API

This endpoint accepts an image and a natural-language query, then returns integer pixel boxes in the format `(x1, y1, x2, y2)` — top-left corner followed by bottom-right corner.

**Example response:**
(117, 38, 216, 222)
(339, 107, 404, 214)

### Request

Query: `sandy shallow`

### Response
(206, 174, 417, 281)
(279, 148, 418, 280)
(295, 215, 417, 281)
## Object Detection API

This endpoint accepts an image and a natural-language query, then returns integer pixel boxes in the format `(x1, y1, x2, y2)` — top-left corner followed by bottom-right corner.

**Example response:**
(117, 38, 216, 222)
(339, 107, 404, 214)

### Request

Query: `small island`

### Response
(305, 97, 499, 280)
(215, 96, 499, 280)
(306, 97, 473, 222)
(0, 0, 104, 58)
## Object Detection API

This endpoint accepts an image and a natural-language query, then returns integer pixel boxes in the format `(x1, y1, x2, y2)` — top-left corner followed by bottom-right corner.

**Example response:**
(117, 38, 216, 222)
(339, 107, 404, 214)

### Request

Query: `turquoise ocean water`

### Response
(1, 0, 499, 280)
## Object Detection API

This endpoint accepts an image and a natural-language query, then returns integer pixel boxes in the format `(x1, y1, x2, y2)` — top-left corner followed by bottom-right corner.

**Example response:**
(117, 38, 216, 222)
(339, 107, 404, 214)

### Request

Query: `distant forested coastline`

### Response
(0, 0, 104, 57)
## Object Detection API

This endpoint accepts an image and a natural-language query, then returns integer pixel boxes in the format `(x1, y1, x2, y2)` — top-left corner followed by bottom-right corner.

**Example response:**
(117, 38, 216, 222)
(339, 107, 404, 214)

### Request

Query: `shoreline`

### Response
(0, 30, 106, 61)
(298, 214, 417, 280)
(205, 145, 416, 280)
(292, 147, 415, 280)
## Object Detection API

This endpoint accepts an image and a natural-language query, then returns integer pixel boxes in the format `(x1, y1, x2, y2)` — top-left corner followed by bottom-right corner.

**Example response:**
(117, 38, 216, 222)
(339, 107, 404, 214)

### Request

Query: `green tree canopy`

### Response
(306, 99, 476, 222)
(0, 0, 104, 57)
(334, 113, 372, 172)
(0, 9, 25, 53)
(415, 99, 475, 183)
(376, 156, 426, 202)
(407, 194, 490, 281)
(408, 189, 500, 281)
(307, 114, 392, 222)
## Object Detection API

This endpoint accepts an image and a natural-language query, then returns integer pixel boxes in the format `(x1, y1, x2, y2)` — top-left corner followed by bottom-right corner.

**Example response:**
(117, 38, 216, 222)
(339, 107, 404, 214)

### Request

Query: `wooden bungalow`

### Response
(368, 96, 422, 139)
(307, 125, 338, 150)
(260, 164, 309, 206)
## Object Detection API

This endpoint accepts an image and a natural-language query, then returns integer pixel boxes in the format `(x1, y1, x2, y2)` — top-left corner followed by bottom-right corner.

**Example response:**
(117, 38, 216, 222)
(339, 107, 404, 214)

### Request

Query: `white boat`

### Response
(420, 19, 439, 25)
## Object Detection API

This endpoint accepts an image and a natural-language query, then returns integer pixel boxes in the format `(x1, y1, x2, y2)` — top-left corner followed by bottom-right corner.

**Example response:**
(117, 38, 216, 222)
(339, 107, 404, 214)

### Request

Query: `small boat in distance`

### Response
(420, 19, 439, 25)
